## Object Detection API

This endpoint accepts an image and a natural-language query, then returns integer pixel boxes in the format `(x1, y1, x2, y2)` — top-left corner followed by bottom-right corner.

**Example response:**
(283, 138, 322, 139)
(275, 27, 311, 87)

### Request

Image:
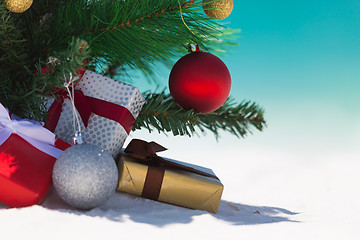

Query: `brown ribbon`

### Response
(120, 139, 219, 201)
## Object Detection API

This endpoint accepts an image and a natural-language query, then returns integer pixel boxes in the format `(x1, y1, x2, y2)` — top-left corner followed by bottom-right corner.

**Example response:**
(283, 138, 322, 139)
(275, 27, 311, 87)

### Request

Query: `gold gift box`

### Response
(117, 154, 224, 214)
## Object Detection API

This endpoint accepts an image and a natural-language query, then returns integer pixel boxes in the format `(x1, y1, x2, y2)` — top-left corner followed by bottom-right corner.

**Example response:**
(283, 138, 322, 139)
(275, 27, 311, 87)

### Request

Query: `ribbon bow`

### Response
(45, 88, 136, 134)
(0, 103, 62, 158)
(124, 139, 218, 179)
(45, 88, 92, 132)
(120, 139, 218, 201)
(124, 139, 167, 164)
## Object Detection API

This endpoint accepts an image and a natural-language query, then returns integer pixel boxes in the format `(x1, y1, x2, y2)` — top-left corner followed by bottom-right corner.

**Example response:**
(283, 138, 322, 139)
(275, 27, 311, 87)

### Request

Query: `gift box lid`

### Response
(76, 70, 145, 117)
(160, 156, 218, 178)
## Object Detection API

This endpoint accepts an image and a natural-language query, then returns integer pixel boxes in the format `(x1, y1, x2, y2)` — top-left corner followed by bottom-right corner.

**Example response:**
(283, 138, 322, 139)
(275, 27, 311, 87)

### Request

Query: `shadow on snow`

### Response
(29, 188, 300, 227)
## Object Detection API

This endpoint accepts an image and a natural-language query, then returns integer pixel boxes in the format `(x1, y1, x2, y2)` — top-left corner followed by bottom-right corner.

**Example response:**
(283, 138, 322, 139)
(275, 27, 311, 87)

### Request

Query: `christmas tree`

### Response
(0, 0, 266, 139)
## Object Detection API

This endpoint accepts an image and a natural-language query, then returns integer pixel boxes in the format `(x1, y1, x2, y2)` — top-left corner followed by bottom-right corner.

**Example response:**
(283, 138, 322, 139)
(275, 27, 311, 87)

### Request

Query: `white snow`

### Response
(1, 123, 359, 239)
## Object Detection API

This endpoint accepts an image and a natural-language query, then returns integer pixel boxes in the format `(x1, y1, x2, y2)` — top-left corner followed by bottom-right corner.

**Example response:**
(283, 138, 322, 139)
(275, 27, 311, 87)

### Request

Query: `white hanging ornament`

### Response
(52, 75, 118, 210)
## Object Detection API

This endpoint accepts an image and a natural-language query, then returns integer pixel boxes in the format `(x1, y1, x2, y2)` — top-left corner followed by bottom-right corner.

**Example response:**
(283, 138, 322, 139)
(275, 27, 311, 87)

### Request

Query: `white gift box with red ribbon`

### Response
(45, 70, 145, 158)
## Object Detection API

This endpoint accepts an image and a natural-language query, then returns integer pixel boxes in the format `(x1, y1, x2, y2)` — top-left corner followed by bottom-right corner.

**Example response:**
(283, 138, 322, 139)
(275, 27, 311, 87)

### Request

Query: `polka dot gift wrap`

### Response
(50, 70, 145, 158)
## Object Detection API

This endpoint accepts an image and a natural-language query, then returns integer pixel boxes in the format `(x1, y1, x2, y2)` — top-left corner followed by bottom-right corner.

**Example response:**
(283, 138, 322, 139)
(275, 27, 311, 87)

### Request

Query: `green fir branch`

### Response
(42, 0, 237, 79)
(0, 3, 30, 82)
(133, 91, 198, 136)
(0, 1, 264, 139)
(0, 36, 90, 120)
(134, 92, 266, 139)
(196, 98, 266, 139)
(1, 2, 35, 117)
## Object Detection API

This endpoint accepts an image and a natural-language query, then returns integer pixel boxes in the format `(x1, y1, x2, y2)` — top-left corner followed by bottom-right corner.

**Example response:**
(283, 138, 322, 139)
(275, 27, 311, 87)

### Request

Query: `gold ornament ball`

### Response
(203, 0, 233, 20)
(5, 0, 33, 13)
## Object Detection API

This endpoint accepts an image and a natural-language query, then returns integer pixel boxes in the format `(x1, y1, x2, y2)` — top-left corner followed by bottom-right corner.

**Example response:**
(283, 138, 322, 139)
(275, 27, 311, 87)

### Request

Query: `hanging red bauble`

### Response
(169, 47, 231, 114)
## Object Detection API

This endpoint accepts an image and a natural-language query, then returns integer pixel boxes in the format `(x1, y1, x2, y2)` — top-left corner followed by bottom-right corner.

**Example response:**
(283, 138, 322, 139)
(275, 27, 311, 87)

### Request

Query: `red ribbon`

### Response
(45, 89, 135, 134)
(45, 89, 92, 132)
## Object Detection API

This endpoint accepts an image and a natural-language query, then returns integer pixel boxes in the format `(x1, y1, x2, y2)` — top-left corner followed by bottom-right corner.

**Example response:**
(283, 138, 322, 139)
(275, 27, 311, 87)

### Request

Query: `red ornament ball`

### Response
(169, 51, 231, 114)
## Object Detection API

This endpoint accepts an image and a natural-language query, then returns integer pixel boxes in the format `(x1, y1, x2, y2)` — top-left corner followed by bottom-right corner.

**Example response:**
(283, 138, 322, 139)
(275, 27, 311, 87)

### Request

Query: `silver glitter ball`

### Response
(52, 143, 118, 210)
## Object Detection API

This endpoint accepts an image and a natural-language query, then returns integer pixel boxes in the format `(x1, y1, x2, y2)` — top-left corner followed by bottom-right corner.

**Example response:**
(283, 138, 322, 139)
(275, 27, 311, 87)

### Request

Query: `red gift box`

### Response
(0, 104, 70, 208)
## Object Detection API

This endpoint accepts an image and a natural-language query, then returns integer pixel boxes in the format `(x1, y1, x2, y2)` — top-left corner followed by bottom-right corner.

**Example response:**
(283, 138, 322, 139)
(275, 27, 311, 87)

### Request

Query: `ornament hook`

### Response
(72, 131, 88, 145)
(188, 43, 202, 53)
(63, 72, 87, 145)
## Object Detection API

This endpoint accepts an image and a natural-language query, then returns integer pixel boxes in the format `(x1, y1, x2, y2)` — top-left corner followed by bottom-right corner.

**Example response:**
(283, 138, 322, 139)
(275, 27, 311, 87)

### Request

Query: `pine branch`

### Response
(41, 0, 237, 79)
(134, 92, 266, 138)
(133, 91, 198, 136)
(1, 1, 264, 141)
(1, 3, 35, 117)
(196, 98, 266, 139)
(1, 36, 89, 120)
(31, 38, 90, 120)
(0, 3, 30, 80)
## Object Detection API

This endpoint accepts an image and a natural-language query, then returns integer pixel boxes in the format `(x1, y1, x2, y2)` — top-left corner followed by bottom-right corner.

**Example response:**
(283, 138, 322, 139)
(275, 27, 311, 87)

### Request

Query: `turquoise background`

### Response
(135, 1, 360, 157)
(226, 0, 360, 106)
(128, 1, 360, 225)
(221, 0, 360, 154)
(129, 1, 360, 209)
